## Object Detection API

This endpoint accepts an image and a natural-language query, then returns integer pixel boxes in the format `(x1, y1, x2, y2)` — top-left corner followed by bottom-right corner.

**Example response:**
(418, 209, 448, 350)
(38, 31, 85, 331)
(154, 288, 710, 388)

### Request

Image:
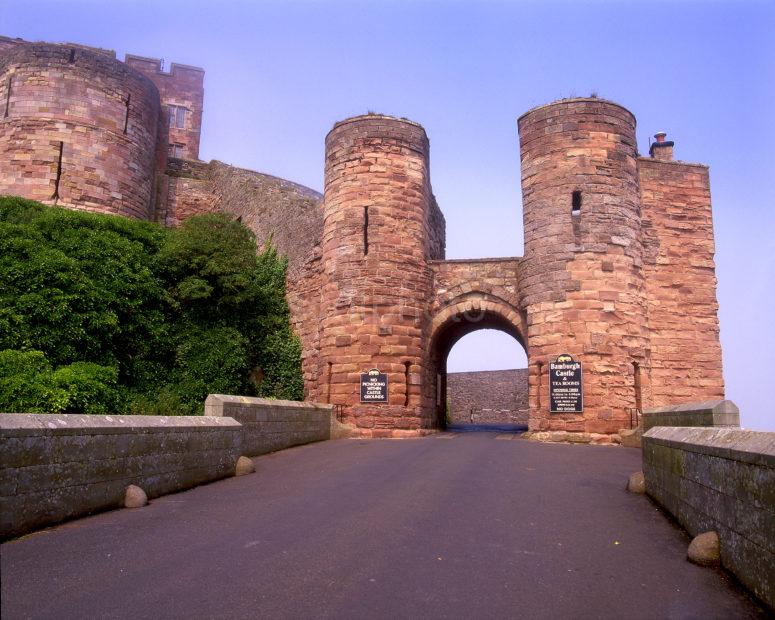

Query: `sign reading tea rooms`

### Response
(549, 354, 583, 413)
(360, 368, 388, 403)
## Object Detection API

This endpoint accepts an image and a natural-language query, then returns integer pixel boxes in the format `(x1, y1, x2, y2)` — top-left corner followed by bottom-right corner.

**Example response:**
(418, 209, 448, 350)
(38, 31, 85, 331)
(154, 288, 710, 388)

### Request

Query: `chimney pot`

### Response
(649, 132, 674, 161)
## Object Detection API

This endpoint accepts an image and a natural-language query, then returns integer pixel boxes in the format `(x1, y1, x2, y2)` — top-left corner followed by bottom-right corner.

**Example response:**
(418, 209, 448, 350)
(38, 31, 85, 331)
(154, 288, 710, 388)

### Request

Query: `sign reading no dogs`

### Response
(549, 354, 583, 413)
(360, 368, 388, 403)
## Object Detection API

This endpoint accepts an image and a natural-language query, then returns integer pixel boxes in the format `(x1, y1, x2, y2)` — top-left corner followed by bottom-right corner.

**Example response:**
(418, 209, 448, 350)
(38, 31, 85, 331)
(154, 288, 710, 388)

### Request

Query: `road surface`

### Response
(1, 433, 765, 618)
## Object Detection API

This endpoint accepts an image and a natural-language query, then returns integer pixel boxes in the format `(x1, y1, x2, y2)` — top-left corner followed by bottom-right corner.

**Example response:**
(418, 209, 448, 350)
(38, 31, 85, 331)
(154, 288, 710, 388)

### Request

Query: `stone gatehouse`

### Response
(0, 38, 725, 437)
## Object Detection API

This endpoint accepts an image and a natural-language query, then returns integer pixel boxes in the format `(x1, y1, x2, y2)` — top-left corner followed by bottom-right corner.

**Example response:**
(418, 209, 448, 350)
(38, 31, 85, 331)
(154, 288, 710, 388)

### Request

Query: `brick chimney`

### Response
(649, 131, 674, 161)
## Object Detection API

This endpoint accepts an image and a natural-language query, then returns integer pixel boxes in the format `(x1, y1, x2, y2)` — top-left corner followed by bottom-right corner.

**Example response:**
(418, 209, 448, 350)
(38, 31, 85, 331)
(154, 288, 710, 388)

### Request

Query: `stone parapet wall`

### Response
(642, 399, 739, 432)
(0, 414, 242, 540)
(1, 397, 341, 539)
(642, 426, 775, 610)
(204, 394, 336, 455)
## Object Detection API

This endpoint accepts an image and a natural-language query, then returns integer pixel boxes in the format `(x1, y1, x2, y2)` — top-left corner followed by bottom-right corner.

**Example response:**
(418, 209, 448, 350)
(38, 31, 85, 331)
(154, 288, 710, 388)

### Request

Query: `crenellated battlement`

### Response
(124, 54, 204, 77)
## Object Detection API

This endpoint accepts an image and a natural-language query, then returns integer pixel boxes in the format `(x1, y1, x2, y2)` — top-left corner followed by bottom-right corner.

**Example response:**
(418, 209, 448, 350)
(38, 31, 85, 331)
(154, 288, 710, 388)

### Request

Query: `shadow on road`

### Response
(445, 423, 528, 433)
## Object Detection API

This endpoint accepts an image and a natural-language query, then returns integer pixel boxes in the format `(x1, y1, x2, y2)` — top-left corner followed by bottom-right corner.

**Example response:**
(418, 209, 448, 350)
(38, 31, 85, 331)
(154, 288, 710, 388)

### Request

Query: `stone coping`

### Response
(637, 155, 709, 170)
(643, 427, 775, 468)
(0, 413, 241, 437)
(643, 399, 739, 415)
(204, 394, 334, 412)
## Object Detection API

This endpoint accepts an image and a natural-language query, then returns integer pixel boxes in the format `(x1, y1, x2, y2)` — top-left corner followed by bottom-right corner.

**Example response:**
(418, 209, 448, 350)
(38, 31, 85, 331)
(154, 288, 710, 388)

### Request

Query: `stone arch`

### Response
(426, 293, 528, 428)
(429, 293, 526, 350)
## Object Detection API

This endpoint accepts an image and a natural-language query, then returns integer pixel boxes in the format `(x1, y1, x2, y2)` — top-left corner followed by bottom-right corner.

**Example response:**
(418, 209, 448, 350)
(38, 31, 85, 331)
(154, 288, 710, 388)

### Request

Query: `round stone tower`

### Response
(320, 114, 435, 432)
(0, 41, 161, 219)
(518, 98, 649, 434)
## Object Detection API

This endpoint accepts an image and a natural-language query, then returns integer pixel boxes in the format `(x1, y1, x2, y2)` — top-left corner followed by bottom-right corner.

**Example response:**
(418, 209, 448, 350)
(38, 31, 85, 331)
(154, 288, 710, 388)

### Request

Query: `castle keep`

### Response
(0, 38, 725, 437)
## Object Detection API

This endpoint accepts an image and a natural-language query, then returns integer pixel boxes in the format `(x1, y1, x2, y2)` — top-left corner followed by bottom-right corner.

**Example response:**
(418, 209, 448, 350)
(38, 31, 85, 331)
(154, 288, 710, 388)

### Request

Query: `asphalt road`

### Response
(1, 433, 765, 619)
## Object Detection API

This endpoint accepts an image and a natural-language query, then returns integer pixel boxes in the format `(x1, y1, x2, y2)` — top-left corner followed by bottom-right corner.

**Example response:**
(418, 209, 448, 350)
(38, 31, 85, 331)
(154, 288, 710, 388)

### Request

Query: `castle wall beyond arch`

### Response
(0, 41, 161, 219)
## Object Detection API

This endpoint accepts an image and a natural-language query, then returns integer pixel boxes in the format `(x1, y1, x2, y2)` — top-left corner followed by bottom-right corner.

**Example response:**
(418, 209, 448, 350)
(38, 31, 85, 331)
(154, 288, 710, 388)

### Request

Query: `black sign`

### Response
(549, 354, 583, 413)
(360, 368, 388, 403)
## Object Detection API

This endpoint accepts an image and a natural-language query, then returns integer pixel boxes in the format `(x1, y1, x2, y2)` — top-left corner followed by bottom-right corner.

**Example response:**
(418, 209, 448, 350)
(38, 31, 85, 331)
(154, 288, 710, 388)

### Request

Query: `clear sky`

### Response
(3, 0, 773, 430)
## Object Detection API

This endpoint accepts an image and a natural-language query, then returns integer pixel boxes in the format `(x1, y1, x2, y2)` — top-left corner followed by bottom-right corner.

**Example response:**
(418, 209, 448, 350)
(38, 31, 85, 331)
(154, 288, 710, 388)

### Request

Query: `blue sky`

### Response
(3, 0, 773, 430)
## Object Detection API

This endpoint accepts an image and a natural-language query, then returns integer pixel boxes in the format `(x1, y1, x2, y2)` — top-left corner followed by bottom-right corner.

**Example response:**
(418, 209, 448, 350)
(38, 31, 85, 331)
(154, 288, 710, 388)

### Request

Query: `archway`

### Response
(447, 330, 528, 428)
(427, 300, 528, 430)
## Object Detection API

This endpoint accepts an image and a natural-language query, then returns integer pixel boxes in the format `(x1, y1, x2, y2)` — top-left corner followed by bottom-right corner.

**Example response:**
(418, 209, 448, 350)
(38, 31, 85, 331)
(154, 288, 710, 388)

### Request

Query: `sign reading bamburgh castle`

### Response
(0, 37, 725, 438)
(549, 355, 583, 414)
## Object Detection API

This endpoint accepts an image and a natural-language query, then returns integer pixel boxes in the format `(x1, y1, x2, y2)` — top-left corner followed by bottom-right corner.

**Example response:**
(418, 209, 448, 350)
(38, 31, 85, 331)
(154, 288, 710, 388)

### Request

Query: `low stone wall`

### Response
(204, 394, 340, 455)
(642, 399, 739, 432)
(1, 397, 347, 540)
(0, 414, 242, 540)
(642, 426, 775, 610)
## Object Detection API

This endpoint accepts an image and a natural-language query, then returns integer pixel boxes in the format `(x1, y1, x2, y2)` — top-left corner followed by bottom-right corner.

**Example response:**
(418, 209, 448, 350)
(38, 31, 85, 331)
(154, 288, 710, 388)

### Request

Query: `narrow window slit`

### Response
(327, 362, 333, 404)
(123, 94, 131, 134)
(363, 206, 369, 255)
(68, 49, 76, 63)
(404, 362, 411, 406)
(4, 77, 11, 118)
(51, 141, 64, 203)
(571, 191, 582, 216)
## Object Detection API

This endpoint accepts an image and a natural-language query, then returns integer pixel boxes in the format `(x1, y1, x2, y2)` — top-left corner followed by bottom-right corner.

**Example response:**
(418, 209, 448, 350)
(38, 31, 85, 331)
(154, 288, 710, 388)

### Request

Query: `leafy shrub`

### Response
(0, 349, 120, 414)
(171, 326, 251, 414)
(128, 387, 187, 417)
(0, 197, 304, 415)
(51, 362, 122, 415)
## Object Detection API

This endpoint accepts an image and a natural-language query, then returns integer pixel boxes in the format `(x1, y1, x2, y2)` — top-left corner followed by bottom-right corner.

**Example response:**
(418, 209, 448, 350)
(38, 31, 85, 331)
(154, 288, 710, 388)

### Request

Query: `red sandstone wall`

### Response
(447, 369, 529, 424)
(518, 98, 649, 434)
(125, 55, 204, 161)
(319, 115, 435, 432)
(0, 40, 160, 219)
(639, 157, 724, 406)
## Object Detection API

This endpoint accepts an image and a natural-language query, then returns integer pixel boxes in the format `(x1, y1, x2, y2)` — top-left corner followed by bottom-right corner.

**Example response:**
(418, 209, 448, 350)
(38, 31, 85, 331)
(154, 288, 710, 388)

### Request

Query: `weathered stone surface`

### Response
(642, 400, 739, 432)
(627, 471, 645, 494)
(1, 401, 342, 539)
(687, 531, 720, 567)
(523, 430, 621, 445)
(0, 41, 162, 219)
(619, 427, 642, 449)
(205, 395, 333, 456)
(643, 426, 775, 609)
(446, 369, 528, 425)
(0, 413, 243, 539)
(124, 485, 148, 508)
(234, 456, 255, 477)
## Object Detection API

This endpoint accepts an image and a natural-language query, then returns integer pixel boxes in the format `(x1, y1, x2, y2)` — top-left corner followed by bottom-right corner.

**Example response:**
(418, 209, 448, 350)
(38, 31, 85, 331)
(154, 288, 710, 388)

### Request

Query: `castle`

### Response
(0, 37, 725, 438)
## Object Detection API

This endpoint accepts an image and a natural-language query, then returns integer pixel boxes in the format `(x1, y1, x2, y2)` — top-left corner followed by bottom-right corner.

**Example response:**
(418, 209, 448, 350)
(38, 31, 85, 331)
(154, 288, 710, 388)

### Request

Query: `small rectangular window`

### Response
(571, 191, 582, 216)
(168, 143, 184, 158)
(167, 105, 186, 129)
